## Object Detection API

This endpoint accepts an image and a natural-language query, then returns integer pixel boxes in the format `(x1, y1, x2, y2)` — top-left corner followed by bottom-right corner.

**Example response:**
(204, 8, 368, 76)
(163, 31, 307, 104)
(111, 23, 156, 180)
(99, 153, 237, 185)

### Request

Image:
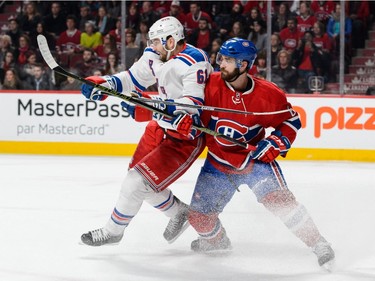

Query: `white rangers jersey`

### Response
(114, 44, 213, 129)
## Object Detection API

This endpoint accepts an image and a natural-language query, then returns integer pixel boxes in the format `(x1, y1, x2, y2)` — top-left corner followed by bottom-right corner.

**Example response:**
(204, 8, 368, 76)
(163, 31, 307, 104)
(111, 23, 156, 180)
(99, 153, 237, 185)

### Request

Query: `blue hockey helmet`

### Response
(217, 38, 257, 69)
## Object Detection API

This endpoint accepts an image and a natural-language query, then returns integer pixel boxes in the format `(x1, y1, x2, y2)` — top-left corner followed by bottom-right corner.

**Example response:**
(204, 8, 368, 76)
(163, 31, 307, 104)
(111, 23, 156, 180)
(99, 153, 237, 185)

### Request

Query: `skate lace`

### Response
(90, 228, 110, 243)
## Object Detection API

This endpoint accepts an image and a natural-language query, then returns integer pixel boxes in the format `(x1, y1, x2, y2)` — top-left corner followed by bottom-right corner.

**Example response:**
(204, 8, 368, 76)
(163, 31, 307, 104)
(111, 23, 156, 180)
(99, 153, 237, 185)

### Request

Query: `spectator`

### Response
(225, 21, 247, 41)
(106, 0, 121, 19)
(73, 48, 98, 77)
(0, 35, 15, 64)
(188, 17, 215, 52)
(43, 2, 67, 39)
(296, 1, 317, 34)
(18, 50, 38, 80)
(80, 20, 103, 49)
(24, 63, 54, 90)
(109, 18, 122, 50)
(312, 21, 332, 81)
(60, 75, 82, 90)
(135, 20, 149, 52)
(161, 1, 186, 26)
(78, 5, 94, 32)
(326, 3, 352, 59)
(233, 0, 258, 16)
(30, 22, 56, 51)
(56, 15, 82, 55)
(294, 30, 324, 93)
(246, 7, 265, 35)
(152, 1, 169, 15)
(103, 51, 120, 75)
(247, 20, 267, 54)
(249, 50, 267, 79)
(271, 49, 298, 93)
(18, 2, 42, 36)
(210, 37, 222, 55)
(256, 0, 273, 20)
(185, 2, 213, 35)
(140, 1, 160, 29)
(126, 4, 140, 31)
(6, 17, 22, 49)
(272, 2, 291, 33)
(91, 68, 104, 76)
(280, 16, 302, 56)
(0, 51, 16, 83)
(310, 0, 335, 25)
(95, 5, 116, 36)
(348, 1, 370, 49)
(124, 29, 140, 70)
(15, 34, 34, 66)
(209, 51, 220, 72)
(270, 33, 283, 67)
(94, 33, 117, 64)
(2, 69, 23, 90)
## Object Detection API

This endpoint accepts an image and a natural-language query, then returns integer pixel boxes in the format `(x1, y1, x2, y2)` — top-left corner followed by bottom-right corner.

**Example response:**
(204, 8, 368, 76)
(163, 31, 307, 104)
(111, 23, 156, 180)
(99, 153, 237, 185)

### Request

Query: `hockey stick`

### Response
(134, 97, 293, 116)
(37, 35, 254, 150)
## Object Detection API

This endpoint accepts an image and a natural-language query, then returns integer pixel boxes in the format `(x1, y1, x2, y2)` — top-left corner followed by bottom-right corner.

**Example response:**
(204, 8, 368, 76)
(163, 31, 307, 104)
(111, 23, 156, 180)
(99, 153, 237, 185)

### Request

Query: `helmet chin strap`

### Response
(164, 41, 177, 60)
(226, 68, 247, 83)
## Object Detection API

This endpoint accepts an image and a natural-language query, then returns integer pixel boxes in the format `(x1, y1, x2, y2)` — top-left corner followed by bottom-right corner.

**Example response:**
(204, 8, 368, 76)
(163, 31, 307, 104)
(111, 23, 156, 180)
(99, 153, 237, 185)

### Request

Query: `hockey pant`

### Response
(189, 158, 322, 247)
(106, 121, 205, 235)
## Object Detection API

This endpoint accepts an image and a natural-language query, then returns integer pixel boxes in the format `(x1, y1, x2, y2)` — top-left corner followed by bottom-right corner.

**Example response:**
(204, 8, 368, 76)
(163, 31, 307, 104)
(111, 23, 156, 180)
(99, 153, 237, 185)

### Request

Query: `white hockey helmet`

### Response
(148, 16, 185, 47)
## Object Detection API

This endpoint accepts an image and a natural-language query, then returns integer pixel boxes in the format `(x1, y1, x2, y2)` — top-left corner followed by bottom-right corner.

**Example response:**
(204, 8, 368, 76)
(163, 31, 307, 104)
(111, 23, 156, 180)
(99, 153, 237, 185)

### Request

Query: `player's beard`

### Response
(220, 68, 240, 82)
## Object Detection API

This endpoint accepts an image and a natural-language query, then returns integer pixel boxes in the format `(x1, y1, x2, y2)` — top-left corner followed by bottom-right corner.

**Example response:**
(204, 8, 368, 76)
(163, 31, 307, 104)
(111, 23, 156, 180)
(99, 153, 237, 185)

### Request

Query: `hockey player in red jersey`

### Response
(79, 16, 212, 246)
(175, 38, 335, 268)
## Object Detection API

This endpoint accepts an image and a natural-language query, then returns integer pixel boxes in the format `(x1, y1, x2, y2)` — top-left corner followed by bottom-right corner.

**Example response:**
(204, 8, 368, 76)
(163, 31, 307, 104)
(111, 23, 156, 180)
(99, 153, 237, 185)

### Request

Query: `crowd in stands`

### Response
(0, 1, 373, 93)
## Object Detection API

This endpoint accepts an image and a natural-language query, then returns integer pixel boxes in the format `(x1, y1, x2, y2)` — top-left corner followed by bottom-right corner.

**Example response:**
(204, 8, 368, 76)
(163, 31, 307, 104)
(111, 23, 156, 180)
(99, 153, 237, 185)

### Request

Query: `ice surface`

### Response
(0, 154, 374, 281)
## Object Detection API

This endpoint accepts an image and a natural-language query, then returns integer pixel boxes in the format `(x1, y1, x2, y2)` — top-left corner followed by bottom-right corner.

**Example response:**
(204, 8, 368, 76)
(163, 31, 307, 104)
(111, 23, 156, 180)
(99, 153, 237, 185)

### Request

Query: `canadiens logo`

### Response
(215, 119, 249, 146)
(232, 92, 242, 104)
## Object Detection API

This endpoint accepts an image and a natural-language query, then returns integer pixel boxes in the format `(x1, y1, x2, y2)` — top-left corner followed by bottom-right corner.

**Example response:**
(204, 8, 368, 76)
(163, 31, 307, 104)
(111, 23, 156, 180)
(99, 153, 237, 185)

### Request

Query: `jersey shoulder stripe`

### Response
(174, 45, 209, 66)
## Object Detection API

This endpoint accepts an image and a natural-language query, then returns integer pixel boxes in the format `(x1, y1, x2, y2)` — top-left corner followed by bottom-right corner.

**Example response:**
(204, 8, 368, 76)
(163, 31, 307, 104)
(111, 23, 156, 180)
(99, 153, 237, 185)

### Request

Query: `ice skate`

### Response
(163, 198, 190, 243)
(312, 237, 335, 270)
(81, 228, 123, 246)
(191, 229, 232, 252)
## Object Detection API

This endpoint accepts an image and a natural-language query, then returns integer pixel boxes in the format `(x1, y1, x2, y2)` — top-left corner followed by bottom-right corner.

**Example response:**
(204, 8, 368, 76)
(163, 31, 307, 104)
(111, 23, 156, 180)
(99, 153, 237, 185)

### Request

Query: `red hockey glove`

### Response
(252, 131, 291, 162)
(171, 112, 201, 140)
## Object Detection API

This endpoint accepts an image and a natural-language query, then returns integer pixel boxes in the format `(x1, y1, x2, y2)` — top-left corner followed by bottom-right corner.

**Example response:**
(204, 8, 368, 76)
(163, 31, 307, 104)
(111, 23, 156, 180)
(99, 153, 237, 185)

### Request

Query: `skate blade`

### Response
(321, 259, 335, 272)
(166, 222, 190, 244)
(204, 246, 233, 257)
(78, 240, 121, 246)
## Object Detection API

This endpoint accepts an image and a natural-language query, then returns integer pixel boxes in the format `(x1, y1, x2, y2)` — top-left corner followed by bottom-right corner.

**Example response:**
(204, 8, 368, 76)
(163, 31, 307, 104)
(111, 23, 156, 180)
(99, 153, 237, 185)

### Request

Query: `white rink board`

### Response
(0, 92, 374, 149)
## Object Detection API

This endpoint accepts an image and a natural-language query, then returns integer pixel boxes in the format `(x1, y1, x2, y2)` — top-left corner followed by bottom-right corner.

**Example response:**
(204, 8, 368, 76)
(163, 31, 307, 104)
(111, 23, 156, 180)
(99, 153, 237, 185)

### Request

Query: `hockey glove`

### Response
(120, 100, 152, 122)
(252, 131, 291, 162)
(171, 112, 201, 140)
(81, 75, 122, 101)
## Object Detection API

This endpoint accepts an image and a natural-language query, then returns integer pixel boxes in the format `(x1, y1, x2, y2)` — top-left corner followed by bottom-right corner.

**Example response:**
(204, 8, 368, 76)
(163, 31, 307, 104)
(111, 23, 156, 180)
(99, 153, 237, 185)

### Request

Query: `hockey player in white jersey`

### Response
(80, 16, 212, 246)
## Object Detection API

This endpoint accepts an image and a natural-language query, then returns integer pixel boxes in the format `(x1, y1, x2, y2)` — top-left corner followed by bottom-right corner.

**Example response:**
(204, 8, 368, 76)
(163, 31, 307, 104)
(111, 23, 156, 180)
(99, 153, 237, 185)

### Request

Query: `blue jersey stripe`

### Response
(176, 56, 192, 66)
(128, 70, 146, 91)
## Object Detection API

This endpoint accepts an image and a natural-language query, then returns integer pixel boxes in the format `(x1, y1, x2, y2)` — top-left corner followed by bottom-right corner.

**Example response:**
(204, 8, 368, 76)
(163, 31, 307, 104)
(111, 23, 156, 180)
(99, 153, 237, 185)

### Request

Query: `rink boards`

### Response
(0, 91, 374, 162)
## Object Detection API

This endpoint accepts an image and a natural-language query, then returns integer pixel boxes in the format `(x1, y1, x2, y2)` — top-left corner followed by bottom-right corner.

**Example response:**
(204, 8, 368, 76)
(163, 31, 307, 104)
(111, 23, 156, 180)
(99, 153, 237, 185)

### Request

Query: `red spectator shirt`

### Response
(279, 27, 302, 51)
(297, 15, 317, 34)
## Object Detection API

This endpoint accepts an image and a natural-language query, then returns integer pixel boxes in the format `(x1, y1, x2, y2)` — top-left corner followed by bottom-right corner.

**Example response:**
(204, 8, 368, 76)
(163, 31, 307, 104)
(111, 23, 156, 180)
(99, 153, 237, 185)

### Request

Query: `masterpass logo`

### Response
(17, 99, 130, 118)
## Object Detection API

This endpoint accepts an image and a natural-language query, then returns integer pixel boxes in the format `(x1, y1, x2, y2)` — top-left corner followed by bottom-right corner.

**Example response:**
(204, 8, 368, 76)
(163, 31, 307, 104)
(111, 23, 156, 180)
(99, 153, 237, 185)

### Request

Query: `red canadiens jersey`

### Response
(201, 73, 301, 171)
